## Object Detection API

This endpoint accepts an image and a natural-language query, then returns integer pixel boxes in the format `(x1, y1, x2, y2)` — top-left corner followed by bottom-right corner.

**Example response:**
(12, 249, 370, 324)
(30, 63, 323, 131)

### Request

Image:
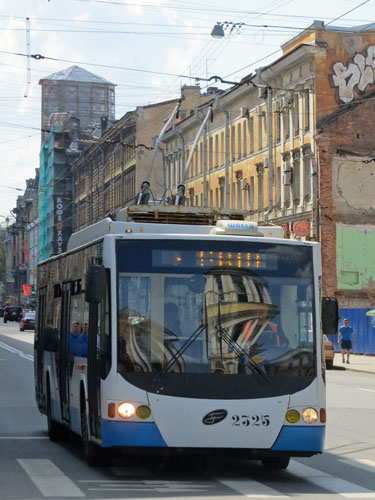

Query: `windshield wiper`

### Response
(147, 322, 206, 392)
(215, 323, 270, 385)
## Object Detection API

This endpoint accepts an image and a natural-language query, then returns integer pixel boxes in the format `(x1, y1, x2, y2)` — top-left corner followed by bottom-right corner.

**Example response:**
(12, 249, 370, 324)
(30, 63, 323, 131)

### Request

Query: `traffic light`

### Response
(31, 285, 36, 295)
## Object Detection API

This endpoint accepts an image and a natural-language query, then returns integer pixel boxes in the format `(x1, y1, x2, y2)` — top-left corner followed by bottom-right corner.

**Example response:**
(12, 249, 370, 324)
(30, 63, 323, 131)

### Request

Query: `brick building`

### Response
(316, 91, 375, 352)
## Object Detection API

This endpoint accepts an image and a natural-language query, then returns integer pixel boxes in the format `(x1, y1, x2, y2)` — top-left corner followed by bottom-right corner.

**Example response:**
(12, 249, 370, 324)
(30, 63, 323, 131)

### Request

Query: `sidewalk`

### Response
(333, 353, 375, 374)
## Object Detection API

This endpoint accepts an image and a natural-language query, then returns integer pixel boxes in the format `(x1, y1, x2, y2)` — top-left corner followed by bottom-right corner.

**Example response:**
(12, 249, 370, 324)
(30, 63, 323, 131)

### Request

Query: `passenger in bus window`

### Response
(69, 321, 88, 357)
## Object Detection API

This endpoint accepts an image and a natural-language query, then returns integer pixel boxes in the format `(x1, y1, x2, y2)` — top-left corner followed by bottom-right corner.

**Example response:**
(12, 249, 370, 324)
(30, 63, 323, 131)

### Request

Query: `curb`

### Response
(343, 367, 375, 375)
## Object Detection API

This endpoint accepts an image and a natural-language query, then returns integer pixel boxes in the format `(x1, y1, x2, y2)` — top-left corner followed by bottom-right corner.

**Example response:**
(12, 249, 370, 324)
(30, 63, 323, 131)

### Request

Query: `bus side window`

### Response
(43, 287, 60, 352)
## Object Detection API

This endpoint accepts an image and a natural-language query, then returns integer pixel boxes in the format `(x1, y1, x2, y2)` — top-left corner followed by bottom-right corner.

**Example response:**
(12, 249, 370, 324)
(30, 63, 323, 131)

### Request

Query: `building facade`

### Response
(5, 173, 38, 308)
(72, 85, 219, 231)
(161, 21, 375, 352)
(38, 66, 115, 259)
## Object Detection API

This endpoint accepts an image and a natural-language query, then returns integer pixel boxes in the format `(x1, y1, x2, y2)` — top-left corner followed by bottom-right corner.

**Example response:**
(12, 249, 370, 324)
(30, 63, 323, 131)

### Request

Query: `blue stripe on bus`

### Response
(272, 425, 325, 452)
(100, 420, 167, 447)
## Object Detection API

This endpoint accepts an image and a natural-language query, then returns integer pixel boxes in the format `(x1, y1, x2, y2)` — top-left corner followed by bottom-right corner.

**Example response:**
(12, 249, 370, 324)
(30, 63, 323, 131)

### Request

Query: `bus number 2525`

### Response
(232, 414, 270, 427)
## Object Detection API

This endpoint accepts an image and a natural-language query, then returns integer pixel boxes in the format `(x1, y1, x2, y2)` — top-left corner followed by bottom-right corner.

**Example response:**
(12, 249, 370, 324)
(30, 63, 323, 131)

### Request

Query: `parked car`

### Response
(3, 306, 23, 323)
(19, 311, 35, 331)
(0, 307, 4, 317)
(323, 334, 335, 369)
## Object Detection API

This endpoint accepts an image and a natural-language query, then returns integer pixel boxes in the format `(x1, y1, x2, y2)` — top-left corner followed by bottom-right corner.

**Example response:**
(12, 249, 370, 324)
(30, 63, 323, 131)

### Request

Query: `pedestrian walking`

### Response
(338, 318, 355, 364)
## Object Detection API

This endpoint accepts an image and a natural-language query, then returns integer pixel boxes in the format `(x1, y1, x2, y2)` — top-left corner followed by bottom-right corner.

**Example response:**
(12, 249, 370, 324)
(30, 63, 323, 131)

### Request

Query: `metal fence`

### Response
(327, 308, 375, 355)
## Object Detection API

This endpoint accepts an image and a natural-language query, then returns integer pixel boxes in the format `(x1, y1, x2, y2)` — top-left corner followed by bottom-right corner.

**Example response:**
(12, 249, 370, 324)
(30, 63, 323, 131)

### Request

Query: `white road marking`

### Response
(80, 479, 214, 493)
(214, 477, 288, 498)
(0, 437, 48, 440)
(341, 458, 375, 471)
(358, 388, 375, 393)
(288, 460, 375, 498)
(0, 341, 33, 361)
(17, 459, 85, 497)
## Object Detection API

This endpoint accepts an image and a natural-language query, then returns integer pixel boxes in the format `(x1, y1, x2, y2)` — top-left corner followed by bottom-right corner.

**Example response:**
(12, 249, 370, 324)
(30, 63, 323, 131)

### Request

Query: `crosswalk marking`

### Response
(341, 458, 375, 471)
(288, 460, 375, 498)
(214, 477, 289, 498)
(80, 479, 215, 493)
(17, 459, 85, 498)
(16, 457, 374, 498)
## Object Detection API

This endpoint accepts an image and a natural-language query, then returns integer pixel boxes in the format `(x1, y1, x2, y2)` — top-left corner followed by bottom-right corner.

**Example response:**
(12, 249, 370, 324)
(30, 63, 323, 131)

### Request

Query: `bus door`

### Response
(87, 302, 101, 438)
(59, 281, 71, 424)
(35, 287, 46, 409)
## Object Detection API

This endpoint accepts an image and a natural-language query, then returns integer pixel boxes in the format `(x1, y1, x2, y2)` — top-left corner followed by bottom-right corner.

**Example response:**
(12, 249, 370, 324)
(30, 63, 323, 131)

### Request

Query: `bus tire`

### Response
(261, 456, 290, 469)
(80, 390, 103, 467)
(46, 382, 67, 441)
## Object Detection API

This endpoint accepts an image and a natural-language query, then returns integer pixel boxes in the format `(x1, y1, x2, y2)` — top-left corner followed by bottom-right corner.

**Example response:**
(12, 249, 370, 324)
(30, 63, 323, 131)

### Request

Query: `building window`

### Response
(231, 126, 236, 161)
(220, 132, 224, 165)
(219, 177, 225, 207)
(237, 123, 242, 159)
(293, 94, 299, 135)
(243, 121, 247, 157)
(256, 164, 263, 210)
(303, 150, 312, 202)
(304, 90, 310, 131)
(275, 112, 281, 143)
(284, 109, 290, 140)
(214, 135, 219, 168)
(189, 188, 194, 206)
(276, 166, 281, 208)
(258, 115, 263, 150)
(209, 136, 213, 170)
(249, 117, 254, 153)
(235, 170, 242, 209)
(249, 176, 255, 211)
(292, 150, 300, 204)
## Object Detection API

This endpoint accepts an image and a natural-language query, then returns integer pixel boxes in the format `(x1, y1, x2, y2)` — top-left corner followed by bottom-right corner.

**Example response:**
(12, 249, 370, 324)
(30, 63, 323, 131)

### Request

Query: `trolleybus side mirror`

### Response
(85, 264, 106, 303)
(321, 297, 339, 335)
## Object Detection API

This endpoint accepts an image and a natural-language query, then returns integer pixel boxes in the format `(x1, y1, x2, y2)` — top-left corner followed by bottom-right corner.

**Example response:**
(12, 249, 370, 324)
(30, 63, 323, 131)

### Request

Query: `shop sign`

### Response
(293, 220, 310, 237)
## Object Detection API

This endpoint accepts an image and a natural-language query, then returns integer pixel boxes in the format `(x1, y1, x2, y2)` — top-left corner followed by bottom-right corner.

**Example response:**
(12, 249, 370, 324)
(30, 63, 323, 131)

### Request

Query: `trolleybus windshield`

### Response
(116, 239, 316, 399)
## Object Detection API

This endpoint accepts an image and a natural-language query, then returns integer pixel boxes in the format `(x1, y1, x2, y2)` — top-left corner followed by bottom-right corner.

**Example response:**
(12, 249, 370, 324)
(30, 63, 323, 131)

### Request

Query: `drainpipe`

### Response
(310, 151, 319, 241)
(257, 68, 273, 223)
(194, 109, 208, 206)
(215, 97, 230, 208)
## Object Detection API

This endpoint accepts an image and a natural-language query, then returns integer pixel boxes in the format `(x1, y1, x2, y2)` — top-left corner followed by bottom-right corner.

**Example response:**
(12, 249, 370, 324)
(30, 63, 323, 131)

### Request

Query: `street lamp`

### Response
(211, 23, 225, 39)
(211, 22, 244, 39)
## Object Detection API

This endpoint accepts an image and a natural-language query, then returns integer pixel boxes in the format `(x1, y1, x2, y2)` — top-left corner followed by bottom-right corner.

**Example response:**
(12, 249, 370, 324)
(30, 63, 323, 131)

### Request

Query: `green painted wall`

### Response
(336, 224, 375, 290)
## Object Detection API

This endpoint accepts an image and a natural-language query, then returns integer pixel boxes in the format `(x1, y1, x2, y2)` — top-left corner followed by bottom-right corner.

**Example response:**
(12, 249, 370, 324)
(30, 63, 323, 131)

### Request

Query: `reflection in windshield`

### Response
(117, 267, 315, 379)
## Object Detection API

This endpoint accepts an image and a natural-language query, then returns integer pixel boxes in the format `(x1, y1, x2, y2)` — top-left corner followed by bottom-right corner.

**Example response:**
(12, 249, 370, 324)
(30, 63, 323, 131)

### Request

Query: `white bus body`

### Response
(35, 207, 326, 467)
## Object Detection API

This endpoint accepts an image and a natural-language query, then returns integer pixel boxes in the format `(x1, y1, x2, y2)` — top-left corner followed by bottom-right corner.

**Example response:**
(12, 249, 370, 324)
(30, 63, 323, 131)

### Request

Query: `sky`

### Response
(1, 0, 375, 225)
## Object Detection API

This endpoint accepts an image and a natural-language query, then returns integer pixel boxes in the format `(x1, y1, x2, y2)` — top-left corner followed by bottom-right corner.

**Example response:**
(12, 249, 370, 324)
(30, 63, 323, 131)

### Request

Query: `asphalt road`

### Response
(0, 320, 374, 500)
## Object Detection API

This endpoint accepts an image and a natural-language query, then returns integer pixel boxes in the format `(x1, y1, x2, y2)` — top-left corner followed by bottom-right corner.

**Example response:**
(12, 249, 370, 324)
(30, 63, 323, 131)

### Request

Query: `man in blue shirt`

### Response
(338, 318, 355, 364)
(69, 321, 88, 358)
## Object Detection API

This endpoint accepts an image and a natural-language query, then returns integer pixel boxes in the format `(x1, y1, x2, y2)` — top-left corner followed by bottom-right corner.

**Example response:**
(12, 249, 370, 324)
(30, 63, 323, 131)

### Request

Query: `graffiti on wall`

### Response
(332, 46, 375, 103)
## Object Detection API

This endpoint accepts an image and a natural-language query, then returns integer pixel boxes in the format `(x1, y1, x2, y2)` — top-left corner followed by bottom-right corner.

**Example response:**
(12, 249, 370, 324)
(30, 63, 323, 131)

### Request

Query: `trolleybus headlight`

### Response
(285, 409, 300, 423)
(302, 408, 318, 423)
(136, 405, 151, 420)
(117, 402, 136, 418)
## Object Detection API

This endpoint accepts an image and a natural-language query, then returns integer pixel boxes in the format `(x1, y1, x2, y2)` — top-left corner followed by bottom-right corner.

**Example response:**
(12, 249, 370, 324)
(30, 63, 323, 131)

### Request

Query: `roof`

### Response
(39, 65, 114, 85)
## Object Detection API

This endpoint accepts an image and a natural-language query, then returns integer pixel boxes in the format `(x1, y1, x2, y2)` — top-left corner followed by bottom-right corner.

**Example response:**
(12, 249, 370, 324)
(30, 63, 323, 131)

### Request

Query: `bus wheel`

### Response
(80, 393, 103, 466)
(261, 456, 290, 469)
(46, 383, 67, 441)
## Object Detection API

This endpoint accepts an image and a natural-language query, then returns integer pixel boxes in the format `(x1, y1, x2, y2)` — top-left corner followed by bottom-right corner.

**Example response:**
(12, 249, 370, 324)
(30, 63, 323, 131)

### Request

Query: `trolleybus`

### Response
(34, 206, 337, 467)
